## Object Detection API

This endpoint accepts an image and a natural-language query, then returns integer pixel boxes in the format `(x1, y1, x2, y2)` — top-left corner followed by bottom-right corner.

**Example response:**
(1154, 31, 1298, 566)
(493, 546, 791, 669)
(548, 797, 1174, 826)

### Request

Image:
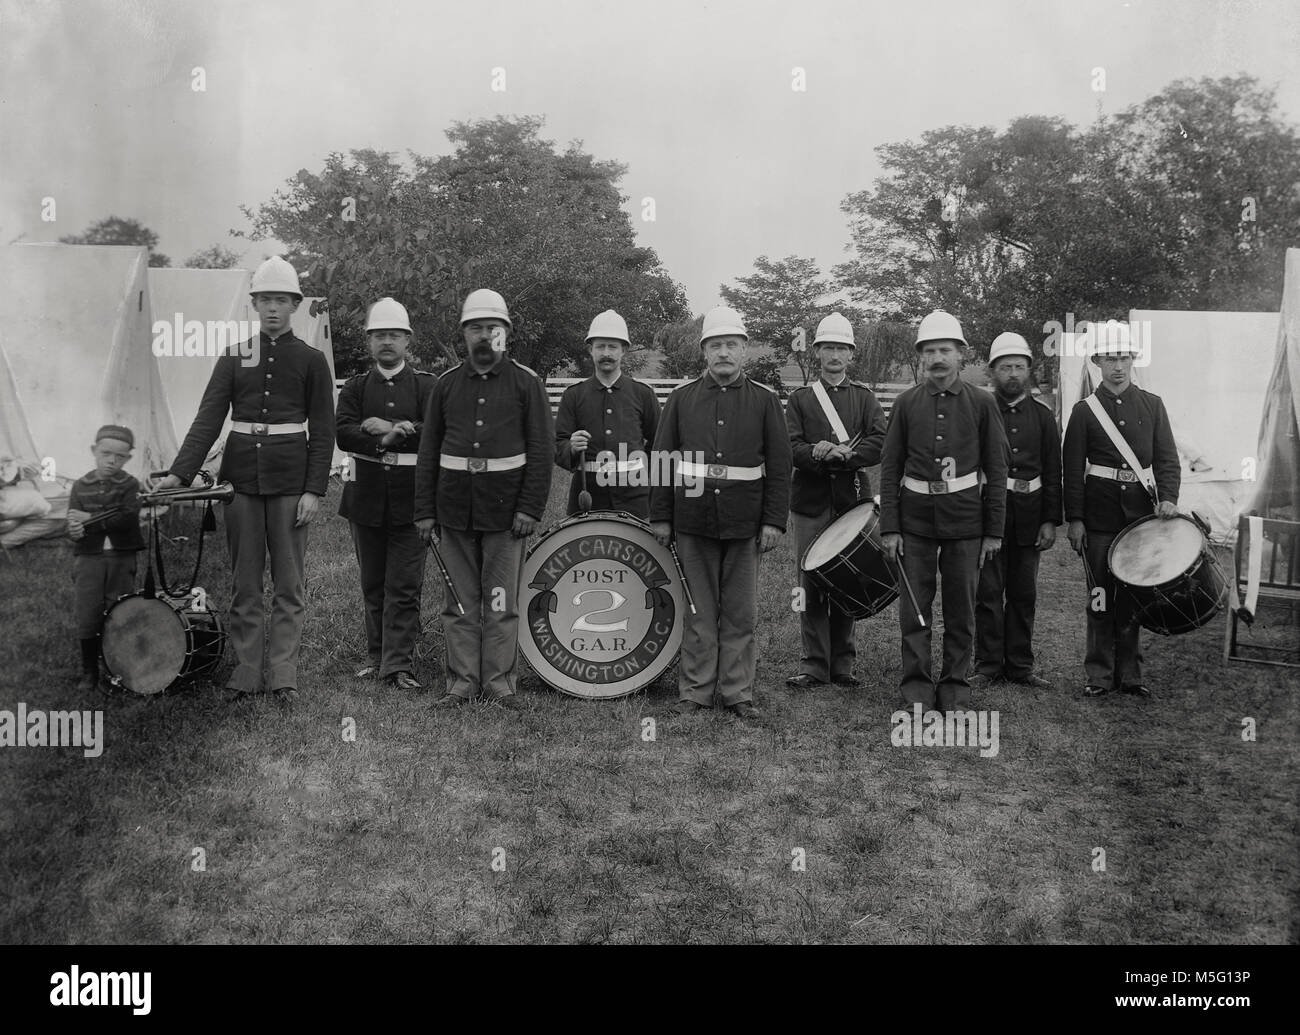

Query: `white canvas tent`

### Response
(1056, 310, 1279, 539)
(147, 267, 343, 473)
(0, 243, 178, 483)
(1246, 249, 1300, 520)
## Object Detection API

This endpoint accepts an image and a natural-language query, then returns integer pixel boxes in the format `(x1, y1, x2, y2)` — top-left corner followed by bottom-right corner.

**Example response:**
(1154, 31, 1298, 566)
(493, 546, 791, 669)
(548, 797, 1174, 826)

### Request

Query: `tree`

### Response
(720, 255, 831, 384)
(238, 117, 690, 377)
(184, 244, 241, 269)
(59, 215, 170, 266)
(653, 315, 705, 379)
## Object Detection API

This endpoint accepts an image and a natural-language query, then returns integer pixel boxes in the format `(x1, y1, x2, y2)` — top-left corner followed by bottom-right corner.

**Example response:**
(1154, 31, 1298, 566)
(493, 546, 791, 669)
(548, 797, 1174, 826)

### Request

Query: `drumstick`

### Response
(577, 448, 592, 513)
(668, 541, 698, 615)
(428, 539, 466, 615)
(893, 560, 927, 628)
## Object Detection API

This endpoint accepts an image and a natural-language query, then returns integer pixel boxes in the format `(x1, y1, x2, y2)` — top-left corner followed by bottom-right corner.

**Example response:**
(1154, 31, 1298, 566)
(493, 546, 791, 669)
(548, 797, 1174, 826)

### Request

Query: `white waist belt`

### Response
(1086, 463, 1152, 485)
(231, 421, 305, 436)
(351, 451, 417, 467)
(1008, 476, 1043, 494)
(583, 457, 644, 473)
(678, 461, 766, 482)
(902, 472, 980, 495)
(440, 453, 526, 473)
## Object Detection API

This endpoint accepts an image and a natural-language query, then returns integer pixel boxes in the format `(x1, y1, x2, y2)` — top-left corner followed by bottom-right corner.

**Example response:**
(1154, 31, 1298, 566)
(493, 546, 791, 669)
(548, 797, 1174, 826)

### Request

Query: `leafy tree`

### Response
(183, 244, 241, 269)
(238, 117, 689, 378)
(720, 255, 831, 384)
(653, 315, 705, 380)
(59, 215, 170, 267)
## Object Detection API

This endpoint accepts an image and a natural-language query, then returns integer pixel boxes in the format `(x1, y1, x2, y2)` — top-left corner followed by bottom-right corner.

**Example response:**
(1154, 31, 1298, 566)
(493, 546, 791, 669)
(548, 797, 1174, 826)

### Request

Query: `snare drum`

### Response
(518, 512, 684, 699)
(1108, 514, 1227, 635)
(800, 501, 900, 619)
(101, 593, 227, 695)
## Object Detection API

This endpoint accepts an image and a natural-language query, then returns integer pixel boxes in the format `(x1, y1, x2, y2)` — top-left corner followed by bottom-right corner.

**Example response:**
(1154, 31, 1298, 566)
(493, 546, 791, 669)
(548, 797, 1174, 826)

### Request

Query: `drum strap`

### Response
(148, 502, 210, 600)
(1243, 515, 1264, 617)
(1084, 395, 1158, 502)
(811, 381, 851, 444)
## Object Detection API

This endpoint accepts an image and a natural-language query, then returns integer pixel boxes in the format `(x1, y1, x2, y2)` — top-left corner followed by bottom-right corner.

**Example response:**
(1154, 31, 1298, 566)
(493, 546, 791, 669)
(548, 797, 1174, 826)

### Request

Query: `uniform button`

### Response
(268, 357, 275, 363)
(717, 420, 724, 426)
(1011, 467, 1018, 473)
(473, 442, 480, 448)
(716, 452, 723, 459)
(261, 408, 268, 414)
(1012, 447, 1019, 453)
(1118, 420, 1126, 427)
(721, 387, 727, 393)
(1010, 427, 1018, 433)
(606, 430, 612, 435)
(264, 390, 270, 396)
(478, 398, 486, 404)
(938, 413, 945, 419)
(476, 420, 483, 426)
(936, 435, 944, 441)
(714, 488, 721, 495)
(1121, 463, 1129, 469)
(606, 408, 612, 414)
(255, 443, 262, 449)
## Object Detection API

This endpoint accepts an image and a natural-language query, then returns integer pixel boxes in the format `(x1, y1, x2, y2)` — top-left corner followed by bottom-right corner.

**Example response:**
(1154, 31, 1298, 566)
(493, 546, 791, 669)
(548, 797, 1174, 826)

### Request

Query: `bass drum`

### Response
(101, 593, 227, 695)
(800, 500, 899, 619)
(519, 512, 684, 699)
(1109, 513, 1227, 635)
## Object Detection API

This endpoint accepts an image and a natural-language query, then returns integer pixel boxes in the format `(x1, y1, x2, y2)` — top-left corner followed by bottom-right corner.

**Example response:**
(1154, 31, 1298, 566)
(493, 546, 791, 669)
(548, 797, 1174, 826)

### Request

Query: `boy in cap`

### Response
(66, 426, 144, 692)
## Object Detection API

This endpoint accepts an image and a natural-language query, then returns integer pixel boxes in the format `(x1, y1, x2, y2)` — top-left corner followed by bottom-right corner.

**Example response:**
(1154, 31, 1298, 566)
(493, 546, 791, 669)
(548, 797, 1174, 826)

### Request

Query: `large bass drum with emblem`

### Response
(519, 512, 685, 699)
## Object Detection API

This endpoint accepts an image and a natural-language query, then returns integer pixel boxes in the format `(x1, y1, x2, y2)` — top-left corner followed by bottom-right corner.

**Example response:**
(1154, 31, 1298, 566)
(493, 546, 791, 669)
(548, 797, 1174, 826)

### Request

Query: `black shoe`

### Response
(388, 671, 423, 691)
(785, 673, 827, 689)
(968, 672, 997, 691)
(433, 693, 468, 708)
(1082, 683, 1110, 698)
(494, 694, 524, 711)
(1121, 683, 1152, 698)
(831, 674, 863, 688)
(354, 664, 379, 679)
(727, 701, 763, 720)
(273, 687, 299, 705)
(673, 699, 705, 715)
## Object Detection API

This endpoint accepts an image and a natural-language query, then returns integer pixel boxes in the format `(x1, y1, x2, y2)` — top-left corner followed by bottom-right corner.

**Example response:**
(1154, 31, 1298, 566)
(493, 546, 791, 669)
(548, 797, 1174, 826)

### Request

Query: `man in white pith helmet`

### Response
(413, 288, 553, 710)
(1062, 320, 1179, 699)
(649, 305, 793, 720)
(972, 332, 1061, 692)
(336, 297, 437, 692)
(156, 256, 335, 703)
(784, 312, 887, 691)
(554, 309, 660, 520)
(879, 310, 1008, 712)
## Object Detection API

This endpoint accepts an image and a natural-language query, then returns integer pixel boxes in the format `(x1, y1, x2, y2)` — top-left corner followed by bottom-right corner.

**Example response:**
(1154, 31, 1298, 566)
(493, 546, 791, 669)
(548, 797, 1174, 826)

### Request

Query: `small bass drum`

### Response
(1109, 514, 1227, 635)
(519, 512, 684, 699)
(800, 500, 900, 619)
(101, 593, 226, 695)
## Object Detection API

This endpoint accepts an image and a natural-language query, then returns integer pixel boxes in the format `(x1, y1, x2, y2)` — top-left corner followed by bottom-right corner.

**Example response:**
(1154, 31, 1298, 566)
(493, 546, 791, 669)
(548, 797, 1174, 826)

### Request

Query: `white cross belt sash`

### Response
(811, 381, 851, 444)
(678, 461, 766, 482)
(440, 453, 527, 473)
(350, 451, 418, 467)
(230, 422, 306, 436)
(901, 472, 980, 495)
(1084, 394, 1157, 500)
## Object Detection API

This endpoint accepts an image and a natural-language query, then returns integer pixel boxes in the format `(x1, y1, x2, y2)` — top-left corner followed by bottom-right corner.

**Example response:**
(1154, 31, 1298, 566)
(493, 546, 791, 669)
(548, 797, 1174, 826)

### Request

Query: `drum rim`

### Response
(800, 499, 879, 572)
(1108, 513, 1208, 589)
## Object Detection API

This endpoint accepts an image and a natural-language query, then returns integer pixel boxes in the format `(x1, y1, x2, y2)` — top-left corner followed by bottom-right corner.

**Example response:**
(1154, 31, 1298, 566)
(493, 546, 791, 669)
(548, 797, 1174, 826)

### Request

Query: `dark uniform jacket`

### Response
(1063, 384, 1180, 533)
(786, 377, 887, 517)
(170, 331, 335, 497)
(880, 378, 1008, 539)
(649, 372, 793, 539)
(414, 358, 553, 532)
(553, 374, 660, 516)
(996, 393, 1063, 547)
(69, 469, 143, 555)
(336, 364, 437, 527)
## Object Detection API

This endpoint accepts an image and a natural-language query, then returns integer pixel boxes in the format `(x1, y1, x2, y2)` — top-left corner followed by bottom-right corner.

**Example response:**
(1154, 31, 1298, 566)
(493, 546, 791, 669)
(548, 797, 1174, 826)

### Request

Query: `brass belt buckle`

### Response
(1013, 479, 1030, 493)
(929, 480, 948, 494)
(381, 451, 399, 465)
(467, 458, 488, 474)
(251, 423, 268, 436)
(1117, 469, 1136, 482)
(707, 464, 727, 479)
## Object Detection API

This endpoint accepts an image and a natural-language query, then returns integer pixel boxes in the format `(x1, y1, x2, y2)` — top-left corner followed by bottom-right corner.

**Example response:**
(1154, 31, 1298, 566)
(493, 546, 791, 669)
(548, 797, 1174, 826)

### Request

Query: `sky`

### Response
(2, 0, 1298, 312)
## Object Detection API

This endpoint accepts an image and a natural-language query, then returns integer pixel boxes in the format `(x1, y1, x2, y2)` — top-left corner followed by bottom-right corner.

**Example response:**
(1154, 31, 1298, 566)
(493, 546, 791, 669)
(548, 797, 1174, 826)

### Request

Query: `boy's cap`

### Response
(94, 425, 135, 448)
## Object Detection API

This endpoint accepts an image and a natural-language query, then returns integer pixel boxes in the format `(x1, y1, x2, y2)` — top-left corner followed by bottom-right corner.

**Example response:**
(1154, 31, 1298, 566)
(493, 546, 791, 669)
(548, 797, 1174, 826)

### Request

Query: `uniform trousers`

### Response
(1083, 528, 1143, 690)
(899, 533, 981, 710)
(791, 509, 856, 683)
(225, 492, 308, 692)
(437, 527, 524, 699)
(975, 536, 1041, 680)
(675, 532, 759, 706)
(350, 522, 426, 678)
(74, 552, 138, 639)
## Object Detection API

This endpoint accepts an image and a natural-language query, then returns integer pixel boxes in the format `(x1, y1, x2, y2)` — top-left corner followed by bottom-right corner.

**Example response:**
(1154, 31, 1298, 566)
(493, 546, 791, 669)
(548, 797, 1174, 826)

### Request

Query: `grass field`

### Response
(1, 477, 1297, 944)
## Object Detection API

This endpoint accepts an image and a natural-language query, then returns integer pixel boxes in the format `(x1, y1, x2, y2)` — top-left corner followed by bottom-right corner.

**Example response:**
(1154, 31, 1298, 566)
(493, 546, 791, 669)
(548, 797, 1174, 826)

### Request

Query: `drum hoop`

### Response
(800, 500, 879, 572)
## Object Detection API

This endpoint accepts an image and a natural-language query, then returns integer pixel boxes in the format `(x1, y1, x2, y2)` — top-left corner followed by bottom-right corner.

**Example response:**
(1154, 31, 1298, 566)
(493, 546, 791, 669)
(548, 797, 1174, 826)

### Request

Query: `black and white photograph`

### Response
(0, 0, 1296, 991)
